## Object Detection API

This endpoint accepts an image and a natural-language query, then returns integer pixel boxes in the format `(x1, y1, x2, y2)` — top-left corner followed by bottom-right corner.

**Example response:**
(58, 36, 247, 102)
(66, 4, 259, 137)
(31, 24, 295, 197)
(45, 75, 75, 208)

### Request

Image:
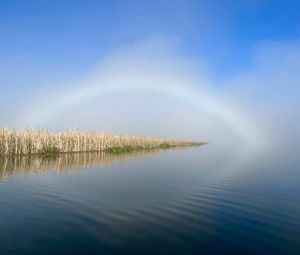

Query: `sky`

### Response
(1, 0, 300, 150)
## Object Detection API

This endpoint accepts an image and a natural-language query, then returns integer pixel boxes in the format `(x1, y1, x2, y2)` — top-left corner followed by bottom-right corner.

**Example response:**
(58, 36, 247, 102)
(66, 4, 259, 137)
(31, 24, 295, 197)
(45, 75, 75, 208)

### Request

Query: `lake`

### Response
(0, 145, 299, 254)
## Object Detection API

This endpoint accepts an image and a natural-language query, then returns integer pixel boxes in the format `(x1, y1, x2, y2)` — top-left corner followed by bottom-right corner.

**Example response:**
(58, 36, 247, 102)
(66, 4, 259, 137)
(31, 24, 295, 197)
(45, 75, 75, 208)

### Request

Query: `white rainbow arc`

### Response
(25, 75, 262, 148)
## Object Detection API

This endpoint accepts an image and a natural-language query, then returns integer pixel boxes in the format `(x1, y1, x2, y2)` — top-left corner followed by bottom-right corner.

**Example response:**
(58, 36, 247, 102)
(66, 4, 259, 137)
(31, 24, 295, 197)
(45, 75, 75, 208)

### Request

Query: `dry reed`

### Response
(0, 129, 203, 156)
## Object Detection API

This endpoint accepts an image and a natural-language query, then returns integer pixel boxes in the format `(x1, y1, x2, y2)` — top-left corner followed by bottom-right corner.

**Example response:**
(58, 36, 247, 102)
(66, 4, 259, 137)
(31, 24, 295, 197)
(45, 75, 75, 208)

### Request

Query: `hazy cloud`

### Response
(3, 36, 299, 153)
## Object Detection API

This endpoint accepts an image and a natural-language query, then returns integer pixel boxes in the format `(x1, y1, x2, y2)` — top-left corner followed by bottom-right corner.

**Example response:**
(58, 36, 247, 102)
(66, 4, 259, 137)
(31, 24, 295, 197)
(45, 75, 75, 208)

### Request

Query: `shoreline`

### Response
(0, 129, 207, 157)
(1, 143, 207, 157)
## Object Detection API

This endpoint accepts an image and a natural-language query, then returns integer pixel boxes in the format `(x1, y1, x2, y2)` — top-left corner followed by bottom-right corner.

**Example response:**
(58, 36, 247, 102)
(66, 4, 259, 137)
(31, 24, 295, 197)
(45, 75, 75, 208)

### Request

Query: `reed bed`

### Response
(0, 129, 203, 156)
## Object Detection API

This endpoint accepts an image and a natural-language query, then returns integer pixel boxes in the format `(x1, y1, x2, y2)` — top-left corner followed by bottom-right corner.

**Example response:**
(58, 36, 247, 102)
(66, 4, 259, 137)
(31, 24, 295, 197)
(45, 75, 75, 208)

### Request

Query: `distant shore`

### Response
(0, 129, 206, 157)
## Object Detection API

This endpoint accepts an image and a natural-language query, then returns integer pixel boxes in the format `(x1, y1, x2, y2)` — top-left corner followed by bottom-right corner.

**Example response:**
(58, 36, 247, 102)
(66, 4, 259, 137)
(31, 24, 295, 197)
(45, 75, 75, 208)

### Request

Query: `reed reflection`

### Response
(0, 149, 172, 180)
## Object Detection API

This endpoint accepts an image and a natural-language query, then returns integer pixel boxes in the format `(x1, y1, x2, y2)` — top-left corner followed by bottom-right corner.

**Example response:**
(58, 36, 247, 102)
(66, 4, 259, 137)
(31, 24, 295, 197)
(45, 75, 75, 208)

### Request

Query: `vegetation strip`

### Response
(0, 129, 206, 156)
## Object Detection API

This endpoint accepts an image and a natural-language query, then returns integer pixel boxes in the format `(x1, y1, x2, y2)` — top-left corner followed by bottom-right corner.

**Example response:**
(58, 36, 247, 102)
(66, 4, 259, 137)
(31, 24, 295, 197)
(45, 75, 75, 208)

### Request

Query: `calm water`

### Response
(0, 145, 299, 254)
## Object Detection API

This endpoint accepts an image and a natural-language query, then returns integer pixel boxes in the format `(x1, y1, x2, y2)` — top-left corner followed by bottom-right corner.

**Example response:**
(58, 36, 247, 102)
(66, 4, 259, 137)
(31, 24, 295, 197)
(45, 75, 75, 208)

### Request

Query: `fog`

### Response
(3, 36, 299, 156)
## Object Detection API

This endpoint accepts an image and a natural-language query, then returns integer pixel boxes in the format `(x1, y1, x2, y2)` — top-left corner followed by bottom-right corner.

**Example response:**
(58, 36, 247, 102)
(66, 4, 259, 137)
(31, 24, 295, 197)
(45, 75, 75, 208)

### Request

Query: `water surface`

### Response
(0, 145, 299, 254)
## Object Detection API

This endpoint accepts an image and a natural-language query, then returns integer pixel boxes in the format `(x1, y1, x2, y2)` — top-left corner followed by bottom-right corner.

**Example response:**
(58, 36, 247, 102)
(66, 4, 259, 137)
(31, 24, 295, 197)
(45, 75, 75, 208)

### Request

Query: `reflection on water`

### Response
(0, 145, 299, 255)
(0, 149, 172, 180)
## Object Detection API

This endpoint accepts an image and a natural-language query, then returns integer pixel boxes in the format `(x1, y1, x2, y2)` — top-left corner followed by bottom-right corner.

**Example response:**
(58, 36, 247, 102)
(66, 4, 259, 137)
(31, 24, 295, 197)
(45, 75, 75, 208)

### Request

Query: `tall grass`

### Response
(0, 129, 204, 156)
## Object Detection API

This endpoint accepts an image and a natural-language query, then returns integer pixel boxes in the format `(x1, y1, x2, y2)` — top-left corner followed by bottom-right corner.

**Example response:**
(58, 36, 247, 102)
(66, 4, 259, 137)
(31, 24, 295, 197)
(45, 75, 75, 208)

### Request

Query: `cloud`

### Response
(12, 36, 262, 148)
(223, 39, 300, 149)
(2, 34, 300, 155)
(10, 35, 300, 153)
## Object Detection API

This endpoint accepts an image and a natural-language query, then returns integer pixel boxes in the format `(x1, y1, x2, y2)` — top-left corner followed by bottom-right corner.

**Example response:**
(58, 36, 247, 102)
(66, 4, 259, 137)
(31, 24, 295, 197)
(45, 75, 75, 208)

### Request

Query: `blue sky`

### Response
(1, 0, 300, 147)
(1, 0, 299, 83)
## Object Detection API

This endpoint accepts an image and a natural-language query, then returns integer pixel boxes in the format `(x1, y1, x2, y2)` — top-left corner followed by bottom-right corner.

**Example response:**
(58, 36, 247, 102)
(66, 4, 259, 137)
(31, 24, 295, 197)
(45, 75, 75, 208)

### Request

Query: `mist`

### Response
(2, 36, 299, 156)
